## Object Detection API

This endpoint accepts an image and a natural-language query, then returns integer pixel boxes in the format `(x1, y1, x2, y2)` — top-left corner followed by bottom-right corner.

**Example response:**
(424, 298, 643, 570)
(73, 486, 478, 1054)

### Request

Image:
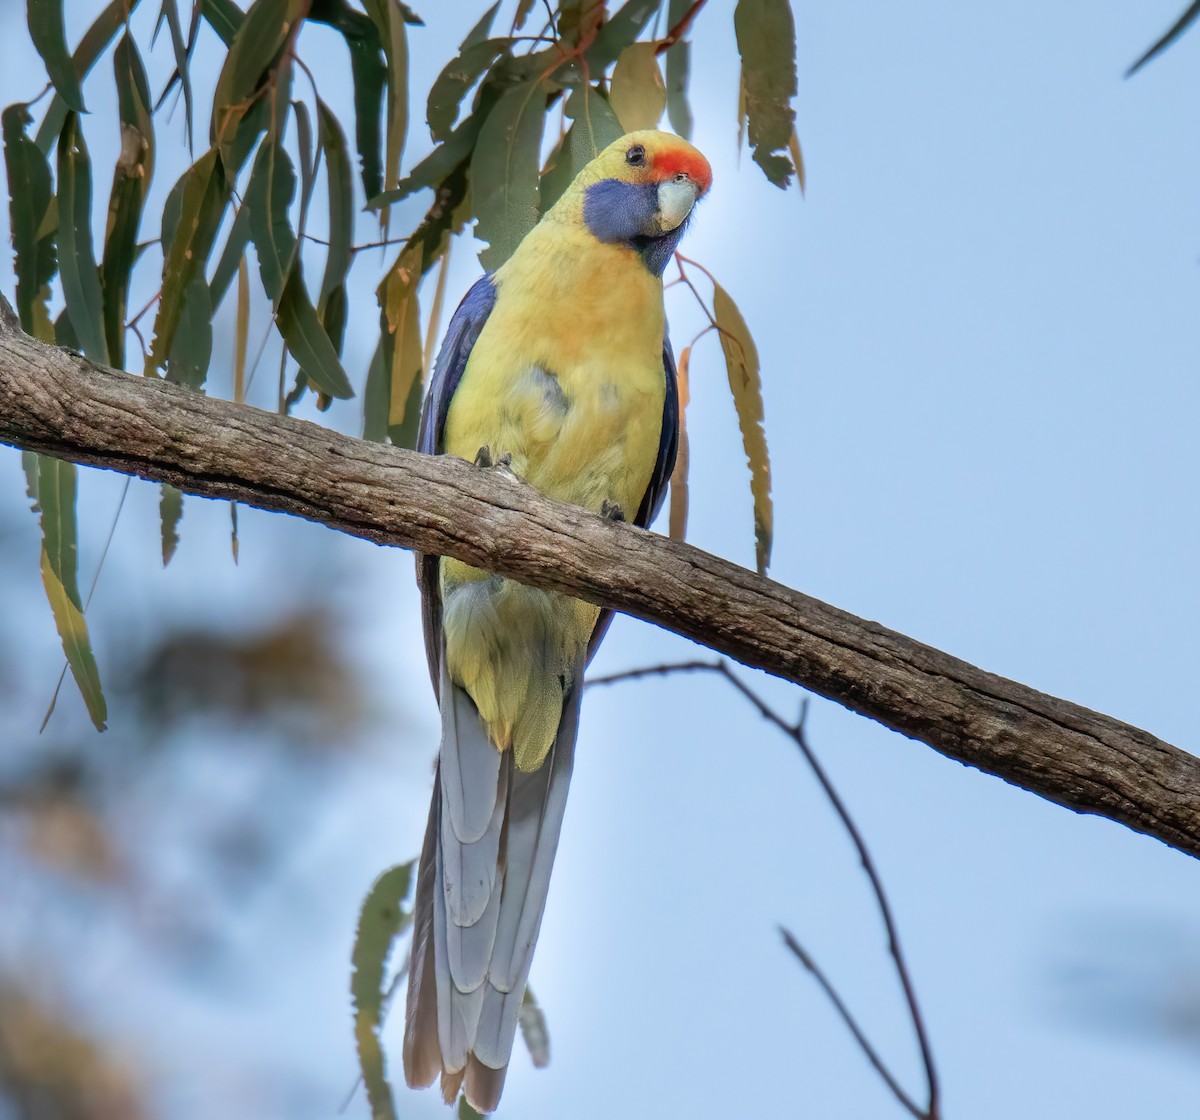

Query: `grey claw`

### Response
(600, 500, 625, 523)
(474, 445, 493, 468)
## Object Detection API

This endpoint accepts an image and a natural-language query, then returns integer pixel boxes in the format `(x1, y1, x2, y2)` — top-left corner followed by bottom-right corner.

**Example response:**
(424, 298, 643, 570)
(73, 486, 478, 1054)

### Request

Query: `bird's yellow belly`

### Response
(440, 346, 665, 770)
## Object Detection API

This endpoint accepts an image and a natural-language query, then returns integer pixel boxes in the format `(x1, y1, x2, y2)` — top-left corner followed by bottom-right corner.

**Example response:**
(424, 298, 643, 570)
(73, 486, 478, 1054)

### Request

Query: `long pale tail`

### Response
(403, 660, 581, 1112)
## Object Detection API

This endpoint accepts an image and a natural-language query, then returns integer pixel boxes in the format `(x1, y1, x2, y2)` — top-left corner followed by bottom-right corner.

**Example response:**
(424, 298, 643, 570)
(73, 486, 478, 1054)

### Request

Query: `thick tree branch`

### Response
(1, 296, 1198, 858)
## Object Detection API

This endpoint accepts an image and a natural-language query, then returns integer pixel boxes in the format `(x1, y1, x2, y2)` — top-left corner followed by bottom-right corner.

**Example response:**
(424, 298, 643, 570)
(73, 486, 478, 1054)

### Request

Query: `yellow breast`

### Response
(439, 216, 668, 769)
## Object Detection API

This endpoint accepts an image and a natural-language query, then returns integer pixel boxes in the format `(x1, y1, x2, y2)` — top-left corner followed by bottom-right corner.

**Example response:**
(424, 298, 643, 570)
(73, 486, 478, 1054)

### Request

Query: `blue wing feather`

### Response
(418, 276, 498, 691)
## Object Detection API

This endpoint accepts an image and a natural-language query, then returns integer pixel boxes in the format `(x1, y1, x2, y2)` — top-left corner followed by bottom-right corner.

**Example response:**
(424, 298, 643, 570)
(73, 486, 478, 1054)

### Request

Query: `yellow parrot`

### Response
(403, 129, 712, 1112)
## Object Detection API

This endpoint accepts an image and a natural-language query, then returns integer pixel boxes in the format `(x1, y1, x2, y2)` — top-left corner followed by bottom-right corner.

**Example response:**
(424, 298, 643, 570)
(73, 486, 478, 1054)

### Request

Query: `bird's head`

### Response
(568, 130, 712, 275)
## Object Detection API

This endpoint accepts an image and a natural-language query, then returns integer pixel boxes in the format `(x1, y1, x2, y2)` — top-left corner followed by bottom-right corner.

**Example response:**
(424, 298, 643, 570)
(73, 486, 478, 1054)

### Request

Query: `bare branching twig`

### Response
(588, 659, 941, 1120)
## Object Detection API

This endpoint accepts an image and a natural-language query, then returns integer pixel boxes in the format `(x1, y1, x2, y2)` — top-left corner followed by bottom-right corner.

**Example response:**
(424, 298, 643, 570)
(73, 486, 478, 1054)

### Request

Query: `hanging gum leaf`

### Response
(199, 0, 244, 46)
(309, 0, 386, 198)
(471, 79, 549, 269)
(154, 0, 197, 152)
(539, 84, 622, 211)
(316, 97, 352, 311)
(351, 861, 415, 1120)
(375, 243, 423, 436)
(368, 161, 471, 440)
(293, 100, 319, 238)
(734, 0, 799, 188)
(146, 149, 229, 375)
(211, 0, 305, 175)
(101, 33, 155, 368)
(246, 136, 297, 304)
(166, 275, 213, 389)
(427, 37, 506, 143)
(363, 0, 409, 205)
(668, 343, 691, 542)
(3, 104, 58, 340)
(368, 108, 485, 209)
(663, 0, 693, 139)
(160, 484, 183, 565)
(585, 0, 661, 69)
(712, 278, 773, 574)
(36, 456, 107, 730)
(27, 0, 88, 113)
(276, 269, 355, 399)
(234, 256, 249, 403)
(245, 137, 353, 398)
(363, 335, 389, 441)
(609, 42, 667, 133)
(56, 114, 109, 364)
(35, 0, 145, 154)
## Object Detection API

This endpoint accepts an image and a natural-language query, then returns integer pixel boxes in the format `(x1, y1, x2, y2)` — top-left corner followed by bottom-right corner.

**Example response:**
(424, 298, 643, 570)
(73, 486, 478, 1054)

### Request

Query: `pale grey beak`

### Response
(657, 177, 698, 233)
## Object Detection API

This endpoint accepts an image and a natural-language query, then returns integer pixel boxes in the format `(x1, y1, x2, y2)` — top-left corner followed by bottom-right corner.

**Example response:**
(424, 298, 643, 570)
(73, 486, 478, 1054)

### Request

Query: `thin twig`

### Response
(779, 927, 926, 1120)
(587, 659, 940, 1120)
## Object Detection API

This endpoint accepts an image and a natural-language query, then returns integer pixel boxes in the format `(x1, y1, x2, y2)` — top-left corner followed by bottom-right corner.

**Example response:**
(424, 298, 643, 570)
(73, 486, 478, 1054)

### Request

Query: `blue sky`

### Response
(2, 2, 1200, 1117)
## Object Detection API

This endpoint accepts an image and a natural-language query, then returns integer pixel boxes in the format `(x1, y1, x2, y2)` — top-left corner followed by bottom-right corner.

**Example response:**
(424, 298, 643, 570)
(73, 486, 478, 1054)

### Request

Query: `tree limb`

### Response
(1, 295, 1197, 858)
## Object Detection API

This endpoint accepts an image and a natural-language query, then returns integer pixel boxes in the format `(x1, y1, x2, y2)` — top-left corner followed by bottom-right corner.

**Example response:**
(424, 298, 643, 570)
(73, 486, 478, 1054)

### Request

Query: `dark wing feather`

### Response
(586, 334, 680, 660)
(417, 275, 498, 693)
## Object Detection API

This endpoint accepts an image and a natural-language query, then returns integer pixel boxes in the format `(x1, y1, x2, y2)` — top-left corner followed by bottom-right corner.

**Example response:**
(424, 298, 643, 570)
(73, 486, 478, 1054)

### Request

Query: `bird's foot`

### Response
(474, 445, 519, 481)
(600, 499, 626, 523)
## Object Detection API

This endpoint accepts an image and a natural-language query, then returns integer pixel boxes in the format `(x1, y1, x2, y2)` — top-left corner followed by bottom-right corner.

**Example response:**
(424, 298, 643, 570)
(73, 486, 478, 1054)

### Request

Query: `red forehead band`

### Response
(652, 147, 713, 195)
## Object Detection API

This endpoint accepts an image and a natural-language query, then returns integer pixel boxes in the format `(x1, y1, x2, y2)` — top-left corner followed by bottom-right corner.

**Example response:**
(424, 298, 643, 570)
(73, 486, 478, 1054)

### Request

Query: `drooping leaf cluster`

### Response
(6, 0, 800, 733)
(7, 6, 799, 1102)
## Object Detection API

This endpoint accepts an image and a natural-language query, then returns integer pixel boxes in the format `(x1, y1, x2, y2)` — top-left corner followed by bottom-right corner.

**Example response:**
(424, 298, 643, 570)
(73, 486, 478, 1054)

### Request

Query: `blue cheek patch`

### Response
(583, 179, 687, 277)
(584, 179, 659, 244)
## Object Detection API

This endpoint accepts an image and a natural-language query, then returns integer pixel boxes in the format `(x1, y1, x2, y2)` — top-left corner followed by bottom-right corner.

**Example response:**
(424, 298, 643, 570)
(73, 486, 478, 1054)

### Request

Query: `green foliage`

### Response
(712, 277, 772, 574)
(102, 34, 155, 367)
(146, 149, 228, 376)
(2, 104, 57, 340)
(56, 114, 108, 364)
(33, 456, 107, 731)
(734, 0, 800, 187)
(1, 8, 798, 1043)
(27, 0, 88, 113)
(351, 860, 416, 1120)
(471, 79, 549, 269)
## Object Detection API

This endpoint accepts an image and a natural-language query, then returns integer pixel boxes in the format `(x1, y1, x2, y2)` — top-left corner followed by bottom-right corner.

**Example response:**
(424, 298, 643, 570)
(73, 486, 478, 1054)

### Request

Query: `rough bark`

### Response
(1, 294, 1197, 859)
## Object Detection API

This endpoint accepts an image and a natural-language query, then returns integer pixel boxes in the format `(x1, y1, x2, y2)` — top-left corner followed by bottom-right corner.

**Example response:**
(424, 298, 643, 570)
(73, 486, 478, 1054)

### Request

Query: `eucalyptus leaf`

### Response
(734, 0, 799, 188)
(56, 114, 109, 364)
(36, 456, 107, 730)
(712, 277, 772, 573)
(27, 0, 87, 113)
(471, 79, 548, 269)
(664, 0, 693, 139)
(3, 103, 57, 340)
(609, 42, 667, 133)
(146, 149, 229, 375)
(35, 0, 144, 153)
(101, 33, 155, 367)
(351, 861, 416, 1120)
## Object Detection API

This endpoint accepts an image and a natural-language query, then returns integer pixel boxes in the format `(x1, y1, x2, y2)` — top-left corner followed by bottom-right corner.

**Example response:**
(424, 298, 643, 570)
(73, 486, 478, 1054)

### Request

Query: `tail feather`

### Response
(403, 672, 583, 1113)
(402, 787, 443, 1090)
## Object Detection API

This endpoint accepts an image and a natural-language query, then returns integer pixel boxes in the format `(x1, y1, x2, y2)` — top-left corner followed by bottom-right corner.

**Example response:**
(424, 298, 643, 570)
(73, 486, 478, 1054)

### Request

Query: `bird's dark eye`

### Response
(625, 144, 646, 167)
